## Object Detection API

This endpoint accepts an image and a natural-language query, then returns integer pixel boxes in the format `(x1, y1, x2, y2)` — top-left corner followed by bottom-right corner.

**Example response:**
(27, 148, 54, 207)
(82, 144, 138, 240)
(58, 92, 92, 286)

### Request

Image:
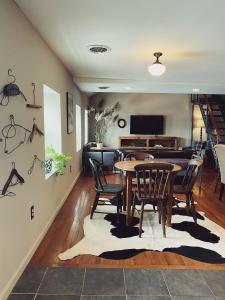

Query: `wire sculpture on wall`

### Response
(26, 83, 42, 109)
(28, 118, 44, 143)
(1, 114, 31, 154)
(0, 162, 25, 197)
(0, 69, 28, 106)
(28, 155, 45, 175)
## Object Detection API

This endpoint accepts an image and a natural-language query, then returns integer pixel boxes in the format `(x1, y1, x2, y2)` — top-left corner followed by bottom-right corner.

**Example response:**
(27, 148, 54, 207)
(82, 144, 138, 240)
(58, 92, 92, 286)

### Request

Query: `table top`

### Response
(153, 158, 189, 169)
(115, 160, 182, 172)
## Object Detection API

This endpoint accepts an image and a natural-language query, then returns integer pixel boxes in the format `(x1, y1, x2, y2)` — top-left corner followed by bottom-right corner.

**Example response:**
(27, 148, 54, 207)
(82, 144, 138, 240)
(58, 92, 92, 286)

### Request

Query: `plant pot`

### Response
(96, 142, 103, 149)
(45, 159, 52, 174)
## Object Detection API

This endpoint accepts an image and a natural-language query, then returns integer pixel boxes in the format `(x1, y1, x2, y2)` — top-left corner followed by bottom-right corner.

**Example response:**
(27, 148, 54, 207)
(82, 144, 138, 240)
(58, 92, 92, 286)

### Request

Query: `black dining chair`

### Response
(132, 163, 174, 238)
(89, 158, 123, 222)
(173, 157, 203, 224)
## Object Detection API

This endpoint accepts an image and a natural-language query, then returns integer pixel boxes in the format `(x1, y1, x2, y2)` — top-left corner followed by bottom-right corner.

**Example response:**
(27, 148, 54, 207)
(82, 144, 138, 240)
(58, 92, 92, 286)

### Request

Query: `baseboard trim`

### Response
(1, 172, 81, 300)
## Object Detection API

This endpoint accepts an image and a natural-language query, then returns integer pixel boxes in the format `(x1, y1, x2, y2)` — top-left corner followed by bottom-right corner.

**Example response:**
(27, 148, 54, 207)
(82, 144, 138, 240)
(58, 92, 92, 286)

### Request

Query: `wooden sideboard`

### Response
(119, 136, 178, 150)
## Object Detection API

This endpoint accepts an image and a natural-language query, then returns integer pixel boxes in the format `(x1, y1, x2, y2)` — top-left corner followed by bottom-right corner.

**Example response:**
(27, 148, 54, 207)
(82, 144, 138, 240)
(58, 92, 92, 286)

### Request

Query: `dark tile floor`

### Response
(8, 267, 225, 300)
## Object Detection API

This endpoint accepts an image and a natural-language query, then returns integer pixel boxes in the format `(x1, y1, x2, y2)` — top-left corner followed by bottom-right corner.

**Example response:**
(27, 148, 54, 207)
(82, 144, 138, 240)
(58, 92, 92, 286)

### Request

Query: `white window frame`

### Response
(76, 104, 82, 152)
(84, 109, 89, 144)
(43, 84, 62, 179)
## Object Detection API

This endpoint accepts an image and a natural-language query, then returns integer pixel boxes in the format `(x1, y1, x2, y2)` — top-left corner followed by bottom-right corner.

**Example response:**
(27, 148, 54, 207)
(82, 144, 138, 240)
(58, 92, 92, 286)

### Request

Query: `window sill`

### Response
(45, 168, 56, 180)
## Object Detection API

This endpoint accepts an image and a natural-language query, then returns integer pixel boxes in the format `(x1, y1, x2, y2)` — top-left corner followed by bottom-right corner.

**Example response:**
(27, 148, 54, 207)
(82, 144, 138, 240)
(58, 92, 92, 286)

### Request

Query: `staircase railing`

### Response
(204, 94, 221, 143)
(192, 94, 219, 168)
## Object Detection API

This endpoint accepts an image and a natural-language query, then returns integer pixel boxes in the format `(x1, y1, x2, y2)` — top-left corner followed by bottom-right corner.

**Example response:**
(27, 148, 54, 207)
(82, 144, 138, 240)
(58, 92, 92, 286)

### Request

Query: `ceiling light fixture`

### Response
(148, 52, 166, 76)
(98, 86, 110, 90)
(192, 88, 201, 93)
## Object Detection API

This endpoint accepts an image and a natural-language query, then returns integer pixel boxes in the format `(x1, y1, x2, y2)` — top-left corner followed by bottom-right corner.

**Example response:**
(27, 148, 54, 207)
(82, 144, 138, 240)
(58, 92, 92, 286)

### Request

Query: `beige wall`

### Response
(90, 93, 192, 147)
(0, 1, 87, 299)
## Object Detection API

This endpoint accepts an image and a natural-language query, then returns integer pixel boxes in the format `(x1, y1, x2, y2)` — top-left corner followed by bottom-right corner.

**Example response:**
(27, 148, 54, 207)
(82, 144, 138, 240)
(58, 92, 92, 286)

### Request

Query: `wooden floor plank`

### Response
(29, 168, 225, 269)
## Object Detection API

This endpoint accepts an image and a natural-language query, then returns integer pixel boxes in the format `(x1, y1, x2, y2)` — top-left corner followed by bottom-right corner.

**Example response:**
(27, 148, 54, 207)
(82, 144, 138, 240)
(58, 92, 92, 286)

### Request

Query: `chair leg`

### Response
(219, 183, 225, 201)
(161, 202, 166, 238)
(214, 173, 220, 193)
(157, 200, 161, 224)
(185, 193, 190, 214)
(139, 201, 145, 238)
(190, 193, 197, 225)
(90, 192, 100, 219)
(199, 166, 203, 192)
(131, 192, 136, 217)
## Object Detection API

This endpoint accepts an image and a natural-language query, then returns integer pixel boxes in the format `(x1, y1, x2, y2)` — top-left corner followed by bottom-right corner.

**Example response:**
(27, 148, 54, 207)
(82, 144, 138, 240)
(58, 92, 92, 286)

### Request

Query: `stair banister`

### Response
(204, 94, 221, 143)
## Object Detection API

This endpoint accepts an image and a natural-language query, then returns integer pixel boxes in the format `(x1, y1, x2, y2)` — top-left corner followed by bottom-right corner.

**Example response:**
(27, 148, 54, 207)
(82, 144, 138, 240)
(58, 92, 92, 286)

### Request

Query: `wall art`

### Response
(67, 92, 74, 134)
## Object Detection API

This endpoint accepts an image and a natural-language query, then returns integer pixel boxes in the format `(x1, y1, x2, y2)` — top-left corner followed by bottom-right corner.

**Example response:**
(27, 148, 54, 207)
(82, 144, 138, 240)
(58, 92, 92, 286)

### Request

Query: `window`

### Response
(84, 109, 88, 144)
(43, 85, 61, 178)
(76, 104, 81, 152)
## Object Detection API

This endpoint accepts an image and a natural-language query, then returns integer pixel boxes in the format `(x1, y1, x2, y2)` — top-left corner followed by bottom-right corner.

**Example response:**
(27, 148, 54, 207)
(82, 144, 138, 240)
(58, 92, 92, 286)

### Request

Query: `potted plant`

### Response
(45, 149, 53, 174)
(95, 131, 104, 149)
(45, 147, 72, 175)
(88, 100, 120, 148)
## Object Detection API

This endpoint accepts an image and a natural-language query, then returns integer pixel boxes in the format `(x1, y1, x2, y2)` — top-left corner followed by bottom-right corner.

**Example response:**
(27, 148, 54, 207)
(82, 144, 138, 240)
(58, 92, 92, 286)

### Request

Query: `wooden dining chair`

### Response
(173, 157, 203, 224)
(124, 152, 154, 161)
(89, 158, 123, 222)
(214, 144, 225, 200)
(132, 163, 174, 238)
(124, 152, 155, 187)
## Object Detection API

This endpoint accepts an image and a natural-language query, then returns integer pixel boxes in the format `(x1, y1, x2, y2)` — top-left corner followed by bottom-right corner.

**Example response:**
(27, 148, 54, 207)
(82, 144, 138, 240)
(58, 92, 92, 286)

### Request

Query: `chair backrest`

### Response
(89, 158, 107, 191)
(134, 163, 173, 200)
(124, 152, 154, 161)
(181, 157, 203, 191)
(214, 144, 225, 183)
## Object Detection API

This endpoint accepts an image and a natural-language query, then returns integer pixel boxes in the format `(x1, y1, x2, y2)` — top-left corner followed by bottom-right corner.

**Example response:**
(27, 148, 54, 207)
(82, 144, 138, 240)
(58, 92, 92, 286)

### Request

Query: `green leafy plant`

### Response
(45, 147, 72, 175)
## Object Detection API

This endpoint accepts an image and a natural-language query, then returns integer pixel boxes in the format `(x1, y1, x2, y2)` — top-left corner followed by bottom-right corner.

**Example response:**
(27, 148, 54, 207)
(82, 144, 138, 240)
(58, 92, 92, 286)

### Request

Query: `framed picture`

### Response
(66, 92, 74, 134)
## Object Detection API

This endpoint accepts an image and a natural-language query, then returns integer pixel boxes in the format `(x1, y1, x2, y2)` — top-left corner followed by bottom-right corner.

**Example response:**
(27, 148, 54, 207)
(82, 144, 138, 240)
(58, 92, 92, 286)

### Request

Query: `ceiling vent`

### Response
(88, 45, 111, 54)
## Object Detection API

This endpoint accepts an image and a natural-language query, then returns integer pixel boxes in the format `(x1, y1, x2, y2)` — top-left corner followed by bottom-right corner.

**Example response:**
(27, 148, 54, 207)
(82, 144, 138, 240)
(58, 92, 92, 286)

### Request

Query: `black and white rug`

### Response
(59, 203, 225, 264)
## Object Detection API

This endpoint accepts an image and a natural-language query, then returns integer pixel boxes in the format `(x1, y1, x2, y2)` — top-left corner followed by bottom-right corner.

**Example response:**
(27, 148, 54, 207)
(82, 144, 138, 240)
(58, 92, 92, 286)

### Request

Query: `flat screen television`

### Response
(130, 115, 164, 135)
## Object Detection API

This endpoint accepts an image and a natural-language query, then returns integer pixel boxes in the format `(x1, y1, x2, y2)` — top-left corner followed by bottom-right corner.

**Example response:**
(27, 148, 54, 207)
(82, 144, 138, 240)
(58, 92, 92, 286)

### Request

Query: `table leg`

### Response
(123, 171, 127, 211)
(126, 172, 133, 226)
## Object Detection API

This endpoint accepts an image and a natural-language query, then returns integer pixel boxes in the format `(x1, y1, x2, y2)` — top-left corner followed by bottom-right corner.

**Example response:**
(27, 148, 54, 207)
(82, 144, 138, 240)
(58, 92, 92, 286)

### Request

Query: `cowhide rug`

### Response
(58, 203, 225, 264)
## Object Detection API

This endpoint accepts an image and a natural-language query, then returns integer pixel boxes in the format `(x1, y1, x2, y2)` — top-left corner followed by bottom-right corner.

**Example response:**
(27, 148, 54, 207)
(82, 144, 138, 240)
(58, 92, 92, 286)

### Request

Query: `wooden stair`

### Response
(191, 94, 225, 167)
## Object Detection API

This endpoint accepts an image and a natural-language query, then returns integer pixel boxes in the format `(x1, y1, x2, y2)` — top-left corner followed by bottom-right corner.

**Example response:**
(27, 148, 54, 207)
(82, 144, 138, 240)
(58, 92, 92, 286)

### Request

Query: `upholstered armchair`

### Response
(214, 144, 225, 200)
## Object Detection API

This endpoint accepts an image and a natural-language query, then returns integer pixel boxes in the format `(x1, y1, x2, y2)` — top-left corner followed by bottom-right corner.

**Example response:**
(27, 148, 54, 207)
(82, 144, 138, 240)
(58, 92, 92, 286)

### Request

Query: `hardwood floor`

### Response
(29, 168, 225, 269)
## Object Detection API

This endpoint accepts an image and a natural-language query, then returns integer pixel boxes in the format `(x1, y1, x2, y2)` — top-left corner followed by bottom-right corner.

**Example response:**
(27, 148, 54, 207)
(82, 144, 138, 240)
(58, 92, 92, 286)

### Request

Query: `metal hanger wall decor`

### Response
(0, 69, 28, 106)
(2, 115, 31, 154)
(1, 162, 25, 196)
(26, 83, 42, 109)
(28, 118, 44, 142)
(28, 155, 45, 175)
(0, 190, 16, 199)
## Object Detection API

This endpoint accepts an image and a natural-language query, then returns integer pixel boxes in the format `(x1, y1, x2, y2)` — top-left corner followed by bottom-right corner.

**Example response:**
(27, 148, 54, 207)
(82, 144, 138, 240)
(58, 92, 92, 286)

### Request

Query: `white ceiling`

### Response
(15, 0, 225, 94)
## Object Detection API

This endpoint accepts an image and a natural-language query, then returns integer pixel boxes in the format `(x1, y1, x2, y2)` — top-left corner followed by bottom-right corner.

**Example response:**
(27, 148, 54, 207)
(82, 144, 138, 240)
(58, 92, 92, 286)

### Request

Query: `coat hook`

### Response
(32, 83, 36, 105)
(12, 161, 15, 169)
(8, 69, 16, 84)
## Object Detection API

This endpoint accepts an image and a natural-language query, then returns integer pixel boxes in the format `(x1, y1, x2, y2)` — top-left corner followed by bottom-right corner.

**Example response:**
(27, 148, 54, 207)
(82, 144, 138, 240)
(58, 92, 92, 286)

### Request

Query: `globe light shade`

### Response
(148, 62, 166, 76)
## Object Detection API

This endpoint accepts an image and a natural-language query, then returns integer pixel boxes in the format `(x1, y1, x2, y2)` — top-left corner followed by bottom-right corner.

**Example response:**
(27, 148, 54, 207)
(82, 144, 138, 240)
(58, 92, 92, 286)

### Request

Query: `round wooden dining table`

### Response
(114, 160, 182, 226)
